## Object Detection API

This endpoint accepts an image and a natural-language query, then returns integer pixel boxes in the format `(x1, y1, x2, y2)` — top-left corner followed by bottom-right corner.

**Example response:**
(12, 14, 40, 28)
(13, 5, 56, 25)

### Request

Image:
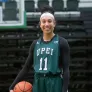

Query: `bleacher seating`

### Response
(66, 0, 79, 11)
(2, 0, 18, 21)
(25, 0, 35, 12)
(80, 11, 92, 21)
(37, 0, 49, 11)
(0, 0, 92, 92)
(52, 0, 64, 11)
(0, 2, 2, 6)
(5, 1, 17, 9)
(3, 8, 18, 21)
(79, 7, 92, 12)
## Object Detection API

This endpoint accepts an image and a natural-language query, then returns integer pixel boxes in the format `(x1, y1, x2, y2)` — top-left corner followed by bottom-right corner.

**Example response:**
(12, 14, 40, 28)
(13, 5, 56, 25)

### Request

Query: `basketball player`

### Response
(9, 5, 70, 92)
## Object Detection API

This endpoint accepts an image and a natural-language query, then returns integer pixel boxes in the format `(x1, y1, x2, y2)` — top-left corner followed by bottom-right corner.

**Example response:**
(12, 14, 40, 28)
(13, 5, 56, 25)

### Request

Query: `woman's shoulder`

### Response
(58, 35, 68, 44)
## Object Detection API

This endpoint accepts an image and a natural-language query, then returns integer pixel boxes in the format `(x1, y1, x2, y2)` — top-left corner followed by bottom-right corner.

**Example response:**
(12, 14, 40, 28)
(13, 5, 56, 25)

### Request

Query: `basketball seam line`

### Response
(17, 81, 32, 92)
(18, 83, 24, 92)
(23, 81, 27, 92)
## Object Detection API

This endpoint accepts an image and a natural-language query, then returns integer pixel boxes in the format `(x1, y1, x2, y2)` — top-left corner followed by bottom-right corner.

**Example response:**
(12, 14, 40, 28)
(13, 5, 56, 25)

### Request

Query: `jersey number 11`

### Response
(39, 57, 48, 70)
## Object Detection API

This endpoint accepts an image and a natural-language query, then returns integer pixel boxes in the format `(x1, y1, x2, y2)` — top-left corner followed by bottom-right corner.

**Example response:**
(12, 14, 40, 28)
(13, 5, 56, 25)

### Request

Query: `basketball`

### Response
(13, 81, 33, 92)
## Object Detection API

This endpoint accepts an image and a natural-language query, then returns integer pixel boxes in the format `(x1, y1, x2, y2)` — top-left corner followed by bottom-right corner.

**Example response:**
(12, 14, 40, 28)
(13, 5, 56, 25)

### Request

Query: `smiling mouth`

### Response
(45, 28, 50, 31)
(44, 27, 50, 29)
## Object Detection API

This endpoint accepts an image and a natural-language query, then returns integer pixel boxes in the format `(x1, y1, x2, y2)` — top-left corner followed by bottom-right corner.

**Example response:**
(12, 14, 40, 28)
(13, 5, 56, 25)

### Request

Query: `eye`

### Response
(41, 20, 46, 24)
(48, 19, 52, 23)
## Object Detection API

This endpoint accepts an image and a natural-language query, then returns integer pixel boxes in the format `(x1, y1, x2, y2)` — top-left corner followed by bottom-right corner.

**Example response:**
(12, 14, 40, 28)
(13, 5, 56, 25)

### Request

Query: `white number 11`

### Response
(39, 57, 47, 70)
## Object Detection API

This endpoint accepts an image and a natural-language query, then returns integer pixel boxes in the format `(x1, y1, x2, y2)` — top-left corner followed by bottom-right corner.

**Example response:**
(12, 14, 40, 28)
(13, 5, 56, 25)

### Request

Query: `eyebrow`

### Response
(41, 19, 53, 21)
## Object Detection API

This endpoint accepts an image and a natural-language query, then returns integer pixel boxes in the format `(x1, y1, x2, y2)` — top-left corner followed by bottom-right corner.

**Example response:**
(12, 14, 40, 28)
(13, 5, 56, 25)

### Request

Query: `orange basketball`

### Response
(13, 81, 33, 92)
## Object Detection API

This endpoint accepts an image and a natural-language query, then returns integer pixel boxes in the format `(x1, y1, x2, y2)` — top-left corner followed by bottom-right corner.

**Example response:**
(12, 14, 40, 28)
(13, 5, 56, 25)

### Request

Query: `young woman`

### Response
(9, 6, 70, 92)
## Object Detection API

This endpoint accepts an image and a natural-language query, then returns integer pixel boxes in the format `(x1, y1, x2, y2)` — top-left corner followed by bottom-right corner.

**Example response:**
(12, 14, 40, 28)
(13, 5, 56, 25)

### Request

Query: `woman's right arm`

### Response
(9, 40, 37, 91)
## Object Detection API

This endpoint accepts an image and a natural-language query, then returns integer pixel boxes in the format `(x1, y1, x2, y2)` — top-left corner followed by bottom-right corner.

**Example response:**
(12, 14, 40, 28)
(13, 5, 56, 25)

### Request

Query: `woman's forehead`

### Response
(40, 16, 54, 21)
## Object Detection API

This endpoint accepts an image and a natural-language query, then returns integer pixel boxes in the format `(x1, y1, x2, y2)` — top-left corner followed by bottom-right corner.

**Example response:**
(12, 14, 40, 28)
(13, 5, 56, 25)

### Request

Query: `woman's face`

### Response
(40, 15, 56, 34)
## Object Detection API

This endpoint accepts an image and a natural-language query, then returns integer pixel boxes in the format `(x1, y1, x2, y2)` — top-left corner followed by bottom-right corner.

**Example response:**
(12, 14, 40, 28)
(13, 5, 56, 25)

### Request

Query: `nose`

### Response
(45, 22, 49, 27)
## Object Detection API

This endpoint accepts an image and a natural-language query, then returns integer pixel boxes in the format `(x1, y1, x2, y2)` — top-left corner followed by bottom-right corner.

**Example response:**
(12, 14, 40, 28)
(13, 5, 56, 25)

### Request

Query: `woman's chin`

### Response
(43, 29, 51, 33)
(44, 31, 51, 34)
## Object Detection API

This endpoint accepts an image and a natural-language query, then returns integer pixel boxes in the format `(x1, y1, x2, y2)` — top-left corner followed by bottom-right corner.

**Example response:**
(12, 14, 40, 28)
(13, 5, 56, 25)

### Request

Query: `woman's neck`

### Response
(43, 33, 55, 41)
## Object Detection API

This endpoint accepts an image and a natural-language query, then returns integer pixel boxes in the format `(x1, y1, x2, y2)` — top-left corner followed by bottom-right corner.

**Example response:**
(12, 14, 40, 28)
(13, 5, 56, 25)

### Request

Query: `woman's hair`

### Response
(40, 5, 54, 15)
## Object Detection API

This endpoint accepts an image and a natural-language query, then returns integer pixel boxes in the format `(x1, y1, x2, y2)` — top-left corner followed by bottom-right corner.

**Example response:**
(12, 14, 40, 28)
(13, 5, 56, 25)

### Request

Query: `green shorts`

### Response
(33, 73, 63, 92)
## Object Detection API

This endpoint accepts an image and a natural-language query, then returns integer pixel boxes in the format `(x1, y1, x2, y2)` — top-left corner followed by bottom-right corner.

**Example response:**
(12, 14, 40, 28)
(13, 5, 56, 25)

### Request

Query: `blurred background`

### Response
(0, 0, 92, 92)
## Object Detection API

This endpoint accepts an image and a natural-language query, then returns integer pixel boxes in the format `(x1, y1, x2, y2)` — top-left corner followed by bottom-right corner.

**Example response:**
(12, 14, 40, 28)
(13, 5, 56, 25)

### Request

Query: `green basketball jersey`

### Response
(33, 35, 61, 74)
